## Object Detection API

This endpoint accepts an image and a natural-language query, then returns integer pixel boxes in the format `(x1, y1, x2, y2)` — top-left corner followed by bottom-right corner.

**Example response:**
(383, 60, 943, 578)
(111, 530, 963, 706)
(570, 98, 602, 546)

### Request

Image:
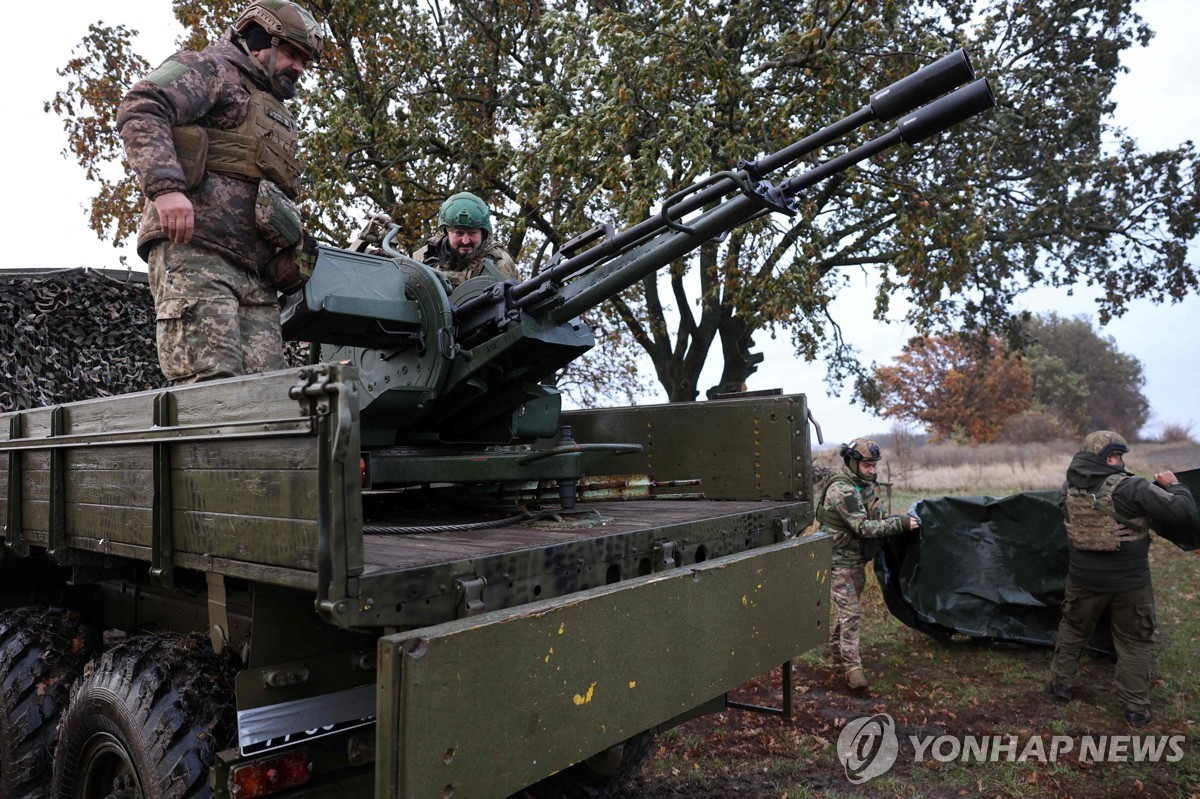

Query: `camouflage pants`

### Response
(147, 241, 284, 384)
(830, 565, 867, 671)
(1050, 577, 1156, 714)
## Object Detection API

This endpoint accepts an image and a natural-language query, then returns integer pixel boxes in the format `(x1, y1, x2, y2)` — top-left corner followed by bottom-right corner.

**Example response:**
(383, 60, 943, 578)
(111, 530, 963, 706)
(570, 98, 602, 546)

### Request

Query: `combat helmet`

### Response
(438, 193, 492, 234)
(235, 0, 324, 63)
(841, 438, 882, 465)
(1083, 430, 1130, 460)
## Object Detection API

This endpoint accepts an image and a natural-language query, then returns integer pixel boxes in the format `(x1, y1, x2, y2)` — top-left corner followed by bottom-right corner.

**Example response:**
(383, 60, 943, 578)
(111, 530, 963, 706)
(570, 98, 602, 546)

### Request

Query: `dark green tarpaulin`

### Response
(874, 468, 1200, 651)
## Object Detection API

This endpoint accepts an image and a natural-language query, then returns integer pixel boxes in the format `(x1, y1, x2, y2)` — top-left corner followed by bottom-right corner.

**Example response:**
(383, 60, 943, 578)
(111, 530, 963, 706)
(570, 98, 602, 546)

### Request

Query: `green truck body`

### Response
(0, 50, 992, 797)
(0, 368, 829, 797)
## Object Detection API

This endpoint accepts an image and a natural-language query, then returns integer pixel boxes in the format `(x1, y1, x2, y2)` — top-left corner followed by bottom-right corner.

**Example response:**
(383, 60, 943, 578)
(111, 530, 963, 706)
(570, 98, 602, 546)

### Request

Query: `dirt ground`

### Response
(622, 642, 1195, 799)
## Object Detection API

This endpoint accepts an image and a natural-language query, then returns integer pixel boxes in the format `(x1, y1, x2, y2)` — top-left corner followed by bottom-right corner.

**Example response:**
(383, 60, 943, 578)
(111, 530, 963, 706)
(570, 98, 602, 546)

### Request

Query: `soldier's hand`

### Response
(906, 515, 921, 532)
(154, 192, 195, 244)
(1154, 471, 1178, 487)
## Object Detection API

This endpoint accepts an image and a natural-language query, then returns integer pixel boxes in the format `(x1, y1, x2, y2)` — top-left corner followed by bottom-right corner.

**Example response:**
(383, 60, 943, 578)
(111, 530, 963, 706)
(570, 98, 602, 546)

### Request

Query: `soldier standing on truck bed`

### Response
(818, 438, 920, 691)
(412, 192, 519, 289)
(1049, 430, 1197, 726)
(117, 0, 322, 384)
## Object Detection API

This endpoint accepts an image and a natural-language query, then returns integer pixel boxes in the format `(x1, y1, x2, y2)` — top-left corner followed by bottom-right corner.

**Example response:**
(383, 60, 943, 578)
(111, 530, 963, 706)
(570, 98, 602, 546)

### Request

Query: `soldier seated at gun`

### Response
(411, 193, 518, 289)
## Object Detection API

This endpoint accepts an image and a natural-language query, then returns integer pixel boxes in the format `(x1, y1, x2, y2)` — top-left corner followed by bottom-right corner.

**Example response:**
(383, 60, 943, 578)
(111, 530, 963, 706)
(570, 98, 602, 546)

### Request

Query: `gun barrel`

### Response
(869, 49, 975, 122)
(468, 49, 978, 321)
(753, 49, 975, 177)
(780, 79, 996, 196)
(895, 78, 996, 145)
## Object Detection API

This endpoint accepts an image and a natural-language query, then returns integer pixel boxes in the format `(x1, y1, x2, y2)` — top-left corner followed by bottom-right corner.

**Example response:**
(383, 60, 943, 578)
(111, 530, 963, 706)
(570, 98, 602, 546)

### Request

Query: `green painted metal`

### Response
(376, 533, 832, 799)
(365, 443, 639, 488)
(46, 407, 69, 564)
(562, 393, 814, 502)
(4, 414, 26, 555)
(151, 391, 175, 586)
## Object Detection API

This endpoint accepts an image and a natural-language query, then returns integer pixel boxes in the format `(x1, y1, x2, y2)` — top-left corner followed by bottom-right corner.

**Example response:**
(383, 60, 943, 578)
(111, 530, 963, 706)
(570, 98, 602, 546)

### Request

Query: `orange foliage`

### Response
(875, 335, 1033, 443)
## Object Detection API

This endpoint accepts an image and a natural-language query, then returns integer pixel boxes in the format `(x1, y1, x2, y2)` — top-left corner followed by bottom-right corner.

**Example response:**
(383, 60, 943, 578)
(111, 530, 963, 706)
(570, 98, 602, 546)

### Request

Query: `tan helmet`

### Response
(235, 0, 323, 63)
(841, 438, 882, 465)
(1083, 430, 1130, 460)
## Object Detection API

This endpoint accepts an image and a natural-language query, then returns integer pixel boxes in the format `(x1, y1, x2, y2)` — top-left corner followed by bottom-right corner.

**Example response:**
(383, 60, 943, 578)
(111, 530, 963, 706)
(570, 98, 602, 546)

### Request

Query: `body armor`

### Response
(171, 76, 302, 198)
(1064, 473, 1150, 551)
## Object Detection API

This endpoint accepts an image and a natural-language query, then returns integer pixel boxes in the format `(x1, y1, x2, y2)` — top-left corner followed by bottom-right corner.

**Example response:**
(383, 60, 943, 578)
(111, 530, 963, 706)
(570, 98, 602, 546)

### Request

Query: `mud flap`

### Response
(376, 534, 831, 798)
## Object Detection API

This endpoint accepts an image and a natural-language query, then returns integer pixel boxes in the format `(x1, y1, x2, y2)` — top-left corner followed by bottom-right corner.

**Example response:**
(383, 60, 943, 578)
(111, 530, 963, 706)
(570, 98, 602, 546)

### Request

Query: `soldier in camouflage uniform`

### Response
(1049, 430, 1196, 725)
(818, 438, 920, 691)
(117, 0, 323, 384)
(412, 193, 519, 289)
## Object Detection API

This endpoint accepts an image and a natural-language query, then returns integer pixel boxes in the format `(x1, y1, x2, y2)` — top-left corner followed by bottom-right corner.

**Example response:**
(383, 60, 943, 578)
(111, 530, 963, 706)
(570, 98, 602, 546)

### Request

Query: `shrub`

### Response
(996, 410, 1073, 444)
(1158, 422, 1195, 444)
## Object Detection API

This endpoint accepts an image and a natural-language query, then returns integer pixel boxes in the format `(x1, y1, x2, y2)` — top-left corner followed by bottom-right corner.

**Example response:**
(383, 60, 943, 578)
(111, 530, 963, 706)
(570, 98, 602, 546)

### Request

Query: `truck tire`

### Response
(520, 730, 657, 799)
(0, 606, 97, 799)
(50, 632, 238, 799)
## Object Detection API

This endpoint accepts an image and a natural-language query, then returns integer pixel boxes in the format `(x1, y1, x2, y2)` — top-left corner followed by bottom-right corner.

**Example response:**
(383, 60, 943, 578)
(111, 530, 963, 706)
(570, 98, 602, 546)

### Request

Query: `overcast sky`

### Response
(3, 0, 1196, 442)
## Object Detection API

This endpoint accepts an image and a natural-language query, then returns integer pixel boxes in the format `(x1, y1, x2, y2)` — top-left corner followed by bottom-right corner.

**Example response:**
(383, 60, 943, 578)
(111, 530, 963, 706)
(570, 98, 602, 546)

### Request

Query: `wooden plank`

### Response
(21, 451, 49, 473)
(64, 471, 154, 509)
(63, 394, 156, 434)
(64, 448, 153, 470)
(173, 438, 320, 471)
(171, 370, 306, 425)
(17, 409, 53, 438)
(20, 500, 48, 531)
(171, 469, 318, 518)
(173, 511, 318, 570)
(65, 441, 318, 473)
(66, 505, 152, 546)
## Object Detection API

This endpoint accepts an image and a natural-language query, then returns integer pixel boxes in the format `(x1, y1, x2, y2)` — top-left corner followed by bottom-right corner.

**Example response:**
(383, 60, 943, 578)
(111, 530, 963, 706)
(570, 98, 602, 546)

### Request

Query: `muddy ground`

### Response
(621, 640, 1196, 799)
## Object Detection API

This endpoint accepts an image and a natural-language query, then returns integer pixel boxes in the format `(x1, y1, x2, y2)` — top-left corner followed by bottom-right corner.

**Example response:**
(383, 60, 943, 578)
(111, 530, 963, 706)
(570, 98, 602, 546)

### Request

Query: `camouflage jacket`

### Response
(412, 235, 518, 289)
(817, 465, 908, 568)
(117, 35, 301, 272)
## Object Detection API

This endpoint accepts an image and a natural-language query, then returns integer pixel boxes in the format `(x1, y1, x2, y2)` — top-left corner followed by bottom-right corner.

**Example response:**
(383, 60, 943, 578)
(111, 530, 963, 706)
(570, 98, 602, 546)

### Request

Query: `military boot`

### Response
(846, 667, 869, 691)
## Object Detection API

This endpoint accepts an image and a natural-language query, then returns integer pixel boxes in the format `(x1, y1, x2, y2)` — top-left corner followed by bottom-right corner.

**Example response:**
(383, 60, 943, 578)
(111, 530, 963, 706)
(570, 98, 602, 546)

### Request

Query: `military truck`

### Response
(0, 53, 992, 798)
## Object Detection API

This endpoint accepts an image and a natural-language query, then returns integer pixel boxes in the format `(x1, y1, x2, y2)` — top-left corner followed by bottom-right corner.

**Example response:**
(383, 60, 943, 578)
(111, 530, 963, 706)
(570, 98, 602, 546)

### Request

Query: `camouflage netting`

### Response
(1, 269, 165, 411)
(0, 268, 308, 412)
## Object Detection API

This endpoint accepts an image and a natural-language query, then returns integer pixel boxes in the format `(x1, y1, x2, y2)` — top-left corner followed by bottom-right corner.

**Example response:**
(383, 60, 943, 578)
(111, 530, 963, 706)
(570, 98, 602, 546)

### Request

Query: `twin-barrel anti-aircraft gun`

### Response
(282, 50, 995, 507)
(0, 50, 994, 799)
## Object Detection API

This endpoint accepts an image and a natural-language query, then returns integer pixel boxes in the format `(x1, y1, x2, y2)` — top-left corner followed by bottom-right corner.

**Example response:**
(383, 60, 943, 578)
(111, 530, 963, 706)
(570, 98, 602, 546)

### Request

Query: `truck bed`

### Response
(352, 497, 810, 629)
(362, 498, 792, 572)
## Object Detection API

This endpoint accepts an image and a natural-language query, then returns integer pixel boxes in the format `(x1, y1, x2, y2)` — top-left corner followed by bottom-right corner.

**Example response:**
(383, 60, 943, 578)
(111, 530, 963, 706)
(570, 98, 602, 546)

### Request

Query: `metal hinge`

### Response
(653, 540, 678, 571)
(454, 576, 487, 618)
(289, 364, 338, 418)
(774, 517, 794, 542)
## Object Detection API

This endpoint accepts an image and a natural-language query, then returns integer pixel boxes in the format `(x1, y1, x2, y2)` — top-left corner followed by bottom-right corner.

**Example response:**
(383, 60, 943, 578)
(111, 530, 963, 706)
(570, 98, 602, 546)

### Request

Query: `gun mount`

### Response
(281, 50, 995, 496)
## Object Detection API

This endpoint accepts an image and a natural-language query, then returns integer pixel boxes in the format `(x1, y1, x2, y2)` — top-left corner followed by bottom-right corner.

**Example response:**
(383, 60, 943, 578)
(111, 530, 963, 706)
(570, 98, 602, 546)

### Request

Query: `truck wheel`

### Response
(520, 730, 656, 799)
(50, 633, 238, 799)
(0, 607, 97, 799)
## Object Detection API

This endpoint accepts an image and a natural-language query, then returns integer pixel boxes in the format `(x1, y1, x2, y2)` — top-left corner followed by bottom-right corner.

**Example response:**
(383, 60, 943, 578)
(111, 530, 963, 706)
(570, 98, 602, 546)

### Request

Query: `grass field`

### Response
(624, 442, 1200, 799)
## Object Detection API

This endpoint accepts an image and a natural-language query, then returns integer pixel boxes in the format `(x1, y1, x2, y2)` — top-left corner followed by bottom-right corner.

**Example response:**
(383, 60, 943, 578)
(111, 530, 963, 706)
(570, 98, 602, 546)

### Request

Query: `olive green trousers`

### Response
(1049, 577, 1156, 714)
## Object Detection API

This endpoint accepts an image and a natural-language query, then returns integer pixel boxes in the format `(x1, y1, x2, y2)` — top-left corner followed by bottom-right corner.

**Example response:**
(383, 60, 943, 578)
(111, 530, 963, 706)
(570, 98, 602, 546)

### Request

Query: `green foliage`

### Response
(47, 0, 1200, 407)
(1023, 312, 1150, 437)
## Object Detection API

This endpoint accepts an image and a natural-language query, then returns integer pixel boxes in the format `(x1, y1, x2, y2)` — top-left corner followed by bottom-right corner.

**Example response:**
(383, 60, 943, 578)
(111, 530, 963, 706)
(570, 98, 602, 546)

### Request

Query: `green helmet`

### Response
(1083, 430, 1130, 460)
(841, 438, 882, 465)
(235, 0, 324, 63)
(438, 192, 492, 233)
